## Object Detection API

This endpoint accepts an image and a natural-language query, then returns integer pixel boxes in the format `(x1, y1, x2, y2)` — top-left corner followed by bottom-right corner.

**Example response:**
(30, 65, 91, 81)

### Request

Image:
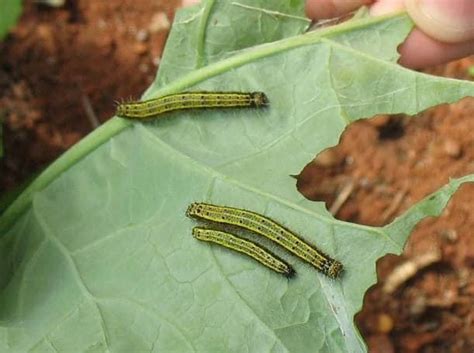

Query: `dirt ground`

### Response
(1, 1, 473, 352)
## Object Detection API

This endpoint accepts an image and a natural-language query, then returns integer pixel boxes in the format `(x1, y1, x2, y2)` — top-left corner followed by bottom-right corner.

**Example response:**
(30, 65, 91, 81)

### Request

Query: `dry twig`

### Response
(383, 250, 442, 294)
(329, 180, 355, 216)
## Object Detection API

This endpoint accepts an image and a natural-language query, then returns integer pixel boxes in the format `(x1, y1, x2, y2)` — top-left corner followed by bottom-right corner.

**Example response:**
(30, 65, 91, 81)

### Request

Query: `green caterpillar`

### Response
(193, 227, 294, 277)
(116, 91, 268, 119)
(187, 203, 343, 279)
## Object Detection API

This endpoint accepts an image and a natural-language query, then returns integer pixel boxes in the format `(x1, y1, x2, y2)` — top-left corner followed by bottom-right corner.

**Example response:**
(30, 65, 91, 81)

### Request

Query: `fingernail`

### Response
(407, 0, 474, 42)
(370, 0, 405, 16)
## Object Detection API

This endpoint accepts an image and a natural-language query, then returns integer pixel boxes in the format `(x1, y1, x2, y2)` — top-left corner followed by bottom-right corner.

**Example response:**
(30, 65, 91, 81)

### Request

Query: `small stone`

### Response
(97, 19, 107, 30)
(409, 295, 427, 316)
(314, 148, 343, 167)
(139, 63, 149, 73)
(153, 56, 161, 66)
(133, 43, 148, 55)
(35, 0, 65, 7)
(377, 313, 394, 333)
(136, 29, 149, 42)
(367, 115, 390, 127)
(443, 139, 462, 158)
(149, 12, 170, 33)
(439, 229, 458, 243)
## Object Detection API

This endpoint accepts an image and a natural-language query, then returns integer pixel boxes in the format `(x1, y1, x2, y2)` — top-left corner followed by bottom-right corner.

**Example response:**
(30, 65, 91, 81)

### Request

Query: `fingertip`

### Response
(398, 28, 474, 69)
(305, 0, 336, 20)
(306, 0, 375, 20)
(369, 0, 405, 16)
(404, 0, 474, 43)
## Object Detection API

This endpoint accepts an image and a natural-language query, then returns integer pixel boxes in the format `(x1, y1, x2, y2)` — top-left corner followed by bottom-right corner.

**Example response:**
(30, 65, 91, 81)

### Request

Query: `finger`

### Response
(398, 28, 474, 68)
(370, 0, 405, 15)
(404, 0, 474, 43)
(306, 0, 375, 20)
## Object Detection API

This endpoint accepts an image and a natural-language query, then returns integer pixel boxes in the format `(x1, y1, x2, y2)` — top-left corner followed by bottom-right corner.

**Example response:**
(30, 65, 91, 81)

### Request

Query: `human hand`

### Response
(306, 0, 474, 68)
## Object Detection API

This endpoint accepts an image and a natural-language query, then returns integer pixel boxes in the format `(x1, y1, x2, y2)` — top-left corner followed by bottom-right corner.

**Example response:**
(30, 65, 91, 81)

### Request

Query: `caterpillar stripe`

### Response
(116, 91, 268, 119)
(193, 227, 294, 277)
(187, 203, 343, 279)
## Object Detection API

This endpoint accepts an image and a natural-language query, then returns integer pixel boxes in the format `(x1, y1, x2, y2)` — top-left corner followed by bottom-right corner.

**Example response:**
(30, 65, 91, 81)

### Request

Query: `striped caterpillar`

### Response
(192, 227, 294, 277)
(116, 91, 268, 119)
(187, 203, 343, 279)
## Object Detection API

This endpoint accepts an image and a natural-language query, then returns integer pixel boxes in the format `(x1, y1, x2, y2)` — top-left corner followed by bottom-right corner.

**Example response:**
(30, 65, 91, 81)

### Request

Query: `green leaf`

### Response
(0, 0, 22, 40)
(150, 0, 310, 91)
(1, 1, 474, 352)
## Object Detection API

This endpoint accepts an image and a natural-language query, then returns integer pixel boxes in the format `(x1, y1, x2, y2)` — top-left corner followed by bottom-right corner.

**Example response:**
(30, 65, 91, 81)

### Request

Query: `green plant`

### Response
(1, 1, 473, 352)
(0, 0, 22, 40)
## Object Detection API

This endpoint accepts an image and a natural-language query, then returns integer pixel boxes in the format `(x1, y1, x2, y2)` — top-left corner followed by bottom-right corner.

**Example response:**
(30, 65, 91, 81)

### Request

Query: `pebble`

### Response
(136, 29, 149, 42)
(377, 313, 394, 333)
(410, 295, 427, 316)
(314, 148, 343, 167)
(367, 115, 390, 127)
(133, 43, 148, 55)
(149, 12, 170, 33)
(442, 139, 462, 158)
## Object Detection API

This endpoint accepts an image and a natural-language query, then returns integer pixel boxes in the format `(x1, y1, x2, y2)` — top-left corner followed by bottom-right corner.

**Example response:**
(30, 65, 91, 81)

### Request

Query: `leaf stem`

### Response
(196, 0, 216, 68)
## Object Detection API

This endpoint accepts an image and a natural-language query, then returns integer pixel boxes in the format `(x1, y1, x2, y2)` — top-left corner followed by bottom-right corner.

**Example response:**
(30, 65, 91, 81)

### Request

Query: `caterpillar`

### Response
(116, 91, 269, 119)
(187, 203, 343, 279)
(192, 227, 294, 277)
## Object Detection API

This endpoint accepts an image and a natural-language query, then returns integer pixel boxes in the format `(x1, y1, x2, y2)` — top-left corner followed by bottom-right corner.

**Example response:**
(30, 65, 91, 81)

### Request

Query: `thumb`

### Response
(404, 0, 474, 43)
